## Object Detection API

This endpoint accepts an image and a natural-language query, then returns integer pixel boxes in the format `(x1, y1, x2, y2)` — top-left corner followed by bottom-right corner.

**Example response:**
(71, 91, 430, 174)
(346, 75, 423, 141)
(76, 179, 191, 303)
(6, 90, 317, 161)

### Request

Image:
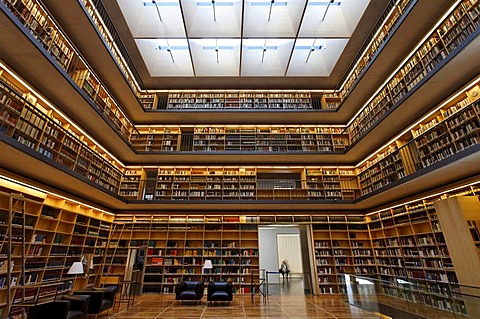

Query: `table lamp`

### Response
(67, 261, 84, 275)
(203, 259, 213, 275)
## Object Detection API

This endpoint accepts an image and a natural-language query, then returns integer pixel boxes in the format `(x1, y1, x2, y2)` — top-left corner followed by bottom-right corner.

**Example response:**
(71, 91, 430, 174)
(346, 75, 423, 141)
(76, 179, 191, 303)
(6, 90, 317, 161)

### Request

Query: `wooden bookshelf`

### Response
(322, 93, 341, 110)
(2, 176, 480, 316)
(312, 215, 375, 294)
(367, 200, 468, 316)
(79, 0, 140, 97)
(0, 65, 123, 194)
(2, 0, 75, 72)
(112, 215, 259, 294)
(119, 168, 146, 200)
(412, 92, 480, 170)
(0, 189, 113, 317)
(190, 125, 348, 153)
(137, 94, 157, 110)
(118, 167, 360, 201)
(357, 144, 407, 196)
(305, 168, 358, 201)
(356, 78, 480, 197)
(2, 0, 134, 140)
(338, 0, 413, 101)
(155, 92, 314, 110)
(130, 127, 180, 152)
(348, 0, 480, 143)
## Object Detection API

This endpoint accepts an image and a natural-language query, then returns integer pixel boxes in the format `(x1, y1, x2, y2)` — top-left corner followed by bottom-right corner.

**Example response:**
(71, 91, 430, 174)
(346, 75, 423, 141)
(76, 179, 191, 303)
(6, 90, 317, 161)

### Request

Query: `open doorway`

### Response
(258, 225, 314, 296)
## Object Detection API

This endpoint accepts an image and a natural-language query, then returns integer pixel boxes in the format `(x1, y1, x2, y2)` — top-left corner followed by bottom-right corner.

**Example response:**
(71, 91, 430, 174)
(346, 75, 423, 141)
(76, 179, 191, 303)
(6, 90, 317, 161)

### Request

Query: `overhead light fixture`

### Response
(322, 0, 335, 22)
(212, 0, 217, 21)
(306, 39, 316, 63)
(262, 39, 267, 63)
(167, 48, 174, 63)
(165, 39, 175, 63)
(152, 0, 162, 22)
(268, 0, 275, 21)
(203, 41, 234, 63)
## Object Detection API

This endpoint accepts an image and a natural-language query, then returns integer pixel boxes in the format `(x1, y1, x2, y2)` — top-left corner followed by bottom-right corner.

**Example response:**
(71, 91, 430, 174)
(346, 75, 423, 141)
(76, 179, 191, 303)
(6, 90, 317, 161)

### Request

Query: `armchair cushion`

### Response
(207, 281, 233, 303)
(28, 295, 90, 319)
(28, 300, 70, 319)
(60, 295, 90, 319)
(73, 286, 117, 314)
(176, 281, 204, 301)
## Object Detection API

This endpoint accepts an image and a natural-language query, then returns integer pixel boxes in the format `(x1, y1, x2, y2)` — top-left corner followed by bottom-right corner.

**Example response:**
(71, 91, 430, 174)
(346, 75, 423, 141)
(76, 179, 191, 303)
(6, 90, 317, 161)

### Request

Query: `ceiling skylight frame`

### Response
(118, 0, 371, 77)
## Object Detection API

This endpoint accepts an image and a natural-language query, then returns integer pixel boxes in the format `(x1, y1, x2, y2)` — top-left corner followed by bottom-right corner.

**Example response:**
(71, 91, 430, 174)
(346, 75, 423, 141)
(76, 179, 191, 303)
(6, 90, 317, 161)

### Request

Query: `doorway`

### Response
(258, 225, 314, 295)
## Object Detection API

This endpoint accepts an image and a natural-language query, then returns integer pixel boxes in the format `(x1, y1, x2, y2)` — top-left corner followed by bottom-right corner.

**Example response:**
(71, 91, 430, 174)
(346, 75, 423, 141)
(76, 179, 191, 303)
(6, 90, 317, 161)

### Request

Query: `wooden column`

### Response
(434, 196, 480, 314)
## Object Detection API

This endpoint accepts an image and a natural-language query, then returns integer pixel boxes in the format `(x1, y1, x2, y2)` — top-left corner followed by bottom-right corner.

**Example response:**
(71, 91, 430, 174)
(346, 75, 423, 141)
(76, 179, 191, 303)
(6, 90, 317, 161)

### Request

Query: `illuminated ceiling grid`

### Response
(117, 0, 370, 77)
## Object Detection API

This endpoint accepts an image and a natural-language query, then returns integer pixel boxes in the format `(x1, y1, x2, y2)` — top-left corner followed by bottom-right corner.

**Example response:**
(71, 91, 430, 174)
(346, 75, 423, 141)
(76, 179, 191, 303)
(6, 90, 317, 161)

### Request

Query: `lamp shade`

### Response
(203, 259, 213, 269)
(68, 261, 84, 275)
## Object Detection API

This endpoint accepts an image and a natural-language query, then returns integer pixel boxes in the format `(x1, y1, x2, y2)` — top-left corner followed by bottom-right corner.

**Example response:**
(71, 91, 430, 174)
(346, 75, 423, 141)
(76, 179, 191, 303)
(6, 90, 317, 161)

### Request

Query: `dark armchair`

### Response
(175, 281, 204, 303)
(207, 281, 233, 304)
(73, 286, 117, 315)
(28, 294, 90, 319)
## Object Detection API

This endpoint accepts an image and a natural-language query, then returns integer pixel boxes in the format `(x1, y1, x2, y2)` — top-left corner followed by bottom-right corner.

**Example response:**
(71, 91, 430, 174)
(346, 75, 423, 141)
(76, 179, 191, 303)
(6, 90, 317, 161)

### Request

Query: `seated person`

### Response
(279, 260, 290, 279)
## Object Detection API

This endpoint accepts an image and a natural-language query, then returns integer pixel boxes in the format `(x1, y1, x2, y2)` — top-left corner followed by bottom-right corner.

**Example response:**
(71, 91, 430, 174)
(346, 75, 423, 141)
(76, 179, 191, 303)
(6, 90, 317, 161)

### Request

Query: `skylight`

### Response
(117, 0, 370, 77)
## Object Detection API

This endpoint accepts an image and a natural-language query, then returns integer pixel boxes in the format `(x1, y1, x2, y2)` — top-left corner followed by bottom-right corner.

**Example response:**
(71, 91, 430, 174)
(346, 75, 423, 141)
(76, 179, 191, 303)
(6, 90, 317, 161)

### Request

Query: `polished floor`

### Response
(100, 294, 383, 319)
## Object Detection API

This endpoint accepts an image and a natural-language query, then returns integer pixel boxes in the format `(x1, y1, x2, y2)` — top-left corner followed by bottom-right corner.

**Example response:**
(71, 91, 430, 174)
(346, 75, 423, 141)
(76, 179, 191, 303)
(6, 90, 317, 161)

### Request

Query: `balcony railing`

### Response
(342, 274, 480, 318)
(119, 178, 360, 202)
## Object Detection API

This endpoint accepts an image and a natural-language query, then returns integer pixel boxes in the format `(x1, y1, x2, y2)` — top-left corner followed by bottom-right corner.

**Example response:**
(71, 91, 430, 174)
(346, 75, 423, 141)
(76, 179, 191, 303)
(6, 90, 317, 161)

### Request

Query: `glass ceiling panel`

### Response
(299, 0, 370, 37)
(242, 39, 294, 76)
(182, 0, 243, 37)
(243, 0, 307, 37)
(116, 0, 371, 77)
(287, 38, 348, 76)
(190, 39, 241, 76)
(118, 0, 186, 37)
(136, 38, 194, 76)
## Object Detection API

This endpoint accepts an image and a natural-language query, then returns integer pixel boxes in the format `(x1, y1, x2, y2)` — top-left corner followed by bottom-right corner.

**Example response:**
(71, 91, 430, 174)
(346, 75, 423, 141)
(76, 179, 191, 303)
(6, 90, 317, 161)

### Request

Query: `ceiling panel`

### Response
(136, 38, 194, 76)
(242, 38, 294, 76)
(287, 38, 348, 76)
(299, 0, 370, 37)
(243, 0, 307, 37)
(117, 0, 371, 77)
(190, 38, 241, 76)
(182, 0, 243, 37)
(119, 0, 186, 37)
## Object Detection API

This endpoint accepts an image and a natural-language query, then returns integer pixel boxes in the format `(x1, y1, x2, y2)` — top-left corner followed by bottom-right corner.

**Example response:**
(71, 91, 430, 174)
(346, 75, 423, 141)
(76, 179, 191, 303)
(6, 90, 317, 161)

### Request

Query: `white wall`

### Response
(277, 233, 303, 273)
(259, 226, 301, 283)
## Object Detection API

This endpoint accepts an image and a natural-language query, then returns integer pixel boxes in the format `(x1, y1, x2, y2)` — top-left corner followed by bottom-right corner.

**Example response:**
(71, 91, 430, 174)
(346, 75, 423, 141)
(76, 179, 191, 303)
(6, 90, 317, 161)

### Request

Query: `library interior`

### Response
(1, 0, 480, 318)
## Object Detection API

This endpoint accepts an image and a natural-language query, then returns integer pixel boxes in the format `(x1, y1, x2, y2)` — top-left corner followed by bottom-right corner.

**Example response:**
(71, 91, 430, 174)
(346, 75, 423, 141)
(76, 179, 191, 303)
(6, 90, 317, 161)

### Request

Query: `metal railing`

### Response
(341, 274, 480, 318)
(119, 178, 360, 202)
